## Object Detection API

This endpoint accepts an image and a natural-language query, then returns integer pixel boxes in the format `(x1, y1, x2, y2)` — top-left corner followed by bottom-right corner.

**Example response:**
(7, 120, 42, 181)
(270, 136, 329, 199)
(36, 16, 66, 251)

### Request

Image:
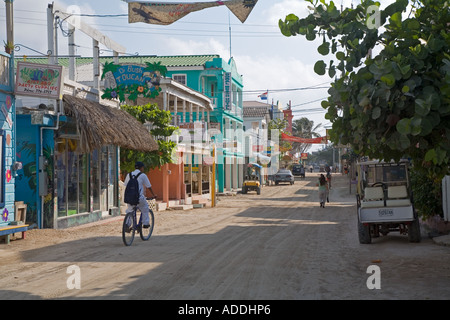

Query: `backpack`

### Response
(124, 172, 143, 205)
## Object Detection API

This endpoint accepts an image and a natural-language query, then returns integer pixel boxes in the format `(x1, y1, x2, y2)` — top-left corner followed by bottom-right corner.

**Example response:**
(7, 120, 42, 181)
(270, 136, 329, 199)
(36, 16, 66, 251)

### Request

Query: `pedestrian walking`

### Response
(317, 174, 329, 208)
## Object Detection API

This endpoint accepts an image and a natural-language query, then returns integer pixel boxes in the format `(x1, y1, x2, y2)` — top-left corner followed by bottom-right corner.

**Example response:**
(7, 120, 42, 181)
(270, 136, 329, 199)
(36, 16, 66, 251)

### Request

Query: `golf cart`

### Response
(356, 160, 421, 244)
(242, 163, 262, 195)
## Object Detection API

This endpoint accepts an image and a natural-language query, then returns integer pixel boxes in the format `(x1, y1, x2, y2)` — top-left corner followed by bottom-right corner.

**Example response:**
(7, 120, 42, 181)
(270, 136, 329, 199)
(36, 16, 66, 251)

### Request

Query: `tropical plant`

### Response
(120, 103, 178, 173)
(268, 118, 292, 152)
(291, 117, 322, 154)
(279, 0, 450, 180)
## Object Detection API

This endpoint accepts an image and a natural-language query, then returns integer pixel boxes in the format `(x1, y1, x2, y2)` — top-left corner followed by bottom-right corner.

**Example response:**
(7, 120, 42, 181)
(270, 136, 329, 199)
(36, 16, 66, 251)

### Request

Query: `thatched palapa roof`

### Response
(62, 95, 159, 154)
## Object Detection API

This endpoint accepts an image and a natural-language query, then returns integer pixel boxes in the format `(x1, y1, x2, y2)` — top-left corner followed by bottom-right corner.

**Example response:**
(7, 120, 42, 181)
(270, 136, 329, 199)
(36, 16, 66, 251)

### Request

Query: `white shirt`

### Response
(124, 169, 152, 199)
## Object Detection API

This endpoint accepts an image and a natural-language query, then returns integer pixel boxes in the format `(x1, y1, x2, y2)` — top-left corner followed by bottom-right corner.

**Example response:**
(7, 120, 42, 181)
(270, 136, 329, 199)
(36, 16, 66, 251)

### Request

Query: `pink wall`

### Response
(147, 153, 186, 203)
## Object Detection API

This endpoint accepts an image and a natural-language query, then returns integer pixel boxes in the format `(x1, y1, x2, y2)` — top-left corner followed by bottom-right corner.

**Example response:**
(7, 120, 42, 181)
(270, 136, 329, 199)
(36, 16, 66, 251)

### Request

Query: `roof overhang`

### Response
(62, 94, 159, 153)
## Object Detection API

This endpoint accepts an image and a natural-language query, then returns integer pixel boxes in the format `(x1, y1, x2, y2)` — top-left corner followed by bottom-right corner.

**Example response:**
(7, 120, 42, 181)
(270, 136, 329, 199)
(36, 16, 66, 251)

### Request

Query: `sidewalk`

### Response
(432, 234, 450, 246)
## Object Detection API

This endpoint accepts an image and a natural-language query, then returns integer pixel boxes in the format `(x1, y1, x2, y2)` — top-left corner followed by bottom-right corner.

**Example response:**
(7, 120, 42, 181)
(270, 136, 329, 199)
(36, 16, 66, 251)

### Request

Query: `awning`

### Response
(62, 95, 159, 154)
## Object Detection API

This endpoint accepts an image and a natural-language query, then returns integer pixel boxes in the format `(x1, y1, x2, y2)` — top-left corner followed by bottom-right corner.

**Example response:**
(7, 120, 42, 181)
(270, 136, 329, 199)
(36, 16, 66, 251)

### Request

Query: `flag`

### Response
(258, 91, 268, 100)
(125, 0, 259, 25)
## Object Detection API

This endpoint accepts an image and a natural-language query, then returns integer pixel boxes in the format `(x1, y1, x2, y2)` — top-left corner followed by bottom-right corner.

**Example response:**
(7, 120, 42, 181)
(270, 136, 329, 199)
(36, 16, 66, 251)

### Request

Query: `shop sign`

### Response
(15, 62, 63, 99)
(101, 62, 167, 102)
(223, 72, 232, 110)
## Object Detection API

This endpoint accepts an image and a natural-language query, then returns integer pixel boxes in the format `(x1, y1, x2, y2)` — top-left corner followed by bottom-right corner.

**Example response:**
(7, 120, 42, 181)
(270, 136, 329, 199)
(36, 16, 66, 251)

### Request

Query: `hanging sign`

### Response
(15, 62, 63, 99)
(126, 0, 259, 25)
(101, 61, 167, 102)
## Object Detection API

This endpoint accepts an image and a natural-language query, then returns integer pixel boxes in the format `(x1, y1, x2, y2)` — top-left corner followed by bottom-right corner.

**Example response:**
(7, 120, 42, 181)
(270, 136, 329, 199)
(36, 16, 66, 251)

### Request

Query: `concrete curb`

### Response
(432, 234, 450, 246)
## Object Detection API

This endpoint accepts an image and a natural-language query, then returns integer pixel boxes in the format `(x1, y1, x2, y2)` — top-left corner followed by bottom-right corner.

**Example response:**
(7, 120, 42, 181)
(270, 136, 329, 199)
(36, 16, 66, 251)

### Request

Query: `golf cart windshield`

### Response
(357, 161, 409, 189)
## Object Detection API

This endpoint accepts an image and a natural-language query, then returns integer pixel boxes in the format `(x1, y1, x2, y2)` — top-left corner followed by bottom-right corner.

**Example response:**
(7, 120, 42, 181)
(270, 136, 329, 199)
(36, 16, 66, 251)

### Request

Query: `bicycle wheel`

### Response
(122, 211, 135, 246)
(139, 209, 155, 241)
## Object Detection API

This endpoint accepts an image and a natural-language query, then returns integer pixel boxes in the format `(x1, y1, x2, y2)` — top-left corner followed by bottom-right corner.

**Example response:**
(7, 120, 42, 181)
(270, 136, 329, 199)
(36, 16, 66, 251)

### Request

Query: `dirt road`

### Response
(1, 174, 449, 300)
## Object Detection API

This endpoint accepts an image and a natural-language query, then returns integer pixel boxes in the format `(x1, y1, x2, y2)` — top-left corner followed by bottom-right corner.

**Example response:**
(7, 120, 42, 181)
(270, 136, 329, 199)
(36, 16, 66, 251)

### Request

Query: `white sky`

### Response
(0, 0, 396, 150)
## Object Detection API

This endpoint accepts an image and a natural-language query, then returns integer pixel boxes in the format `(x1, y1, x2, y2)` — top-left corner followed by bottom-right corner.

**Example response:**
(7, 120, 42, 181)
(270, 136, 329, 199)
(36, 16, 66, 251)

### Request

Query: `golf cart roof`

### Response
(356, 159, 410, 166)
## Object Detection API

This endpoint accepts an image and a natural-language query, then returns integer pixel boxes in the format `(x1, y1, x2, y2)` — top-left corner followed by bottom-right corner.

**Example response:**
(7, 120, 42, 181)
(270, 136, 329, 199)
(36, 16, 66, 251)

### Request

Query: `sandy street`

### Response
(0, 173, 449, 300)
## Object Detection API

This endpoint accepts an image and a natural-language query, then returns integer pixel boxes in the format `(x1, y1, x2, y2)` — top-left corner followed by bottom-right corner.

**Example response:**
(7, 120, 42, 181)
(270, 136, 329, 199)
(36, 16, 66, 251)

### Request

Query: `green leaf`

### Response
(424, 148, 437, 163)
(415, 98, 431, 116)
(336, 51, 345, 60)
(318, 41, 330, 55)
(380, 73, 395, 87)
(406, 19, 420, 30)
(419, 117, 433, 136)
(372, 107, 381, 120)
(398, 134, 411, 150)
(410, 116, 422, 136)
(328, 65, 336, 78)
(314, 60, 327, 76)
(359, 96, 370, 107)
(389, 12, 402, 29)
(396, 118, 411, 135)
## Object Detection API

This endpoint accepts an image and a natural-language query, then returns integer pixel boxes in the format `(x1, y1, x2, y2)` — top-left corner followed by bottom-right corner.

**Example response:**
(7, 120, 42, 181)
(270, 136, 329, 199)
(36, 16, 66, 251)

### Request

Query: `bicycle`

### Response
(122, 196, 156, 246)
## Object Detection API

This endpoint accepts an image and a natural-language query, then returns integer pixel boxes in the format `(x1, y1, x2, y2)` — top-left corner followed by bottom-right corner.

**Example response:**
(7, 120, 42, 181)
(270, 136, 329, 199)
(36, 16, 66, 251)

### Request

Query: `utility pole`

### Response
(5, 0, 14, 52)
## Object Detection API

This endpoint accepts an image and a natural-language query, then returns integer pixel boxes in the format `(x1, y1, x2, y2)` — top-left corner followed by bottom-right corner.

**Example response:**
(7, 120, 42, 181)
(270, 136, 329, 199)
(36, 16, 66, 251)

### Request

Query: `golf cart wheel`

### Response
(358, 219, 372, 244)
(408, 219, 421, 243)
(257, 187, 261, 195)
(242, 186, 247, 194)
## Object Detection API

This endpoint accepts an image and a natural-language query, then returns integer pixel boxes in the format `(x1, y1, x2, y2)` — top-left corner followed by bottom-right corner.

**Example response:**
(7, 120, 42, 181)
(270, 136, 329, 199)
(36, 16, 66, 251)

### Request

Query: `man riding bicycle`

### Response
(124, 161, 157, 228)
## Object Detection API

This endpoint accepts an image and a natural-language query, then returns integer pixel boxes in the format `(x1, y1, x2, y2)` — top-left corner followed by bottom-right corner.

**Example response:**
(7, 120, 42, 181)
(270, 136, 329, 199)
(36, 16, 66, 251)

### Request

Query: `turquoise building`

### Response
(163, 55, 245, 193)
(108, 54, 245, 193)
(0, 51, 16, 227)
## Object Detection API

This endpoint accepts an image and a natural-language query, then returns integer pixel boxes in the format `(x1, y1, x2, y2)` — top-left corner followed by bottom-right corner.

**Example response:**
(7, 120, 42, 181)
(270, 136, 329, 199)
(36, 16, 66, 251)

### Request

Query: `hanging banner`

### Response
(281, 132, 327, 144)
(125, 0, 258, 25)
(101, 61, 167, 102)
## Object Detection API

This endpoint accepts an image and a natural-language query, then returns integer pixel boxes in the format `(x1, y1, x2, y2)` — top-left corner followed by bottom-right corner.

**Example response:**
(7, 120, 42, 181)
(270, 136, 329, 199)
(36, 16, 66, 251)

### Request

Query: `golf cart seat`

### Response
(386, 185, 411, 207)
(361, 186, 385, 208)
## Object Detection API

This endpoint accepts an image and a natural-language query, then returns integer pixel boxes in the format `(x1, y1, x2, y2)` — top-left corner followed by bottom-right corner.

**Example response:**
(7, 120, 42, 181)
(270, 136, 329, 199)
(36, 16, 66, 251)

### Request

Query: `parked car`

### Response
(292, 164, 305, 178)
(274, 169, 294, 185)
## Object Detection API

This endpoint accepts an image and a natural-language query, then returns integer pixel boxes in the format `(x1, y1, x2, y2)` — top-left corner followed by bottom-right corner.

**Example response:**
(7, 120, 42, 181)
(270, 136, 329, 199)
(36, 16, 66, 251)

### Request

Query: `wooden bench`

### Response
(0, 224, 29, 244)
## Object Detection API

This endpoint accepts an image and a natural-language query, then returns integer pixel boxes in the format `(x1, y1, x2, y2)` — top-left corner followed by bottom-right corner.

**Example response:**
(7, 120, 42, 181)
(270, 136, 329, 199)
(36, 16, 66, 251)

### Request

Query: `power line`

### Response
(2, 7, 280, 28)
(0, 16, 282, 38)
(291, 97, 328, 108)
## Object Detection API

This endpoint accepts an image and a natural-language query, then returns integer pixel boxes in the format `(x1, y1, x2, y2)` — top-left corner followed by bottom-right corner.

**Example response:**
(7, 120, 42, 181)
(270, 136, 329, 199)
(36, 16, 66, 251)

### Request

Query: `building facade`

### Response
(69, 54, 245, 193)
(15, 78, 158, 229)
(0, 51, 16, 227)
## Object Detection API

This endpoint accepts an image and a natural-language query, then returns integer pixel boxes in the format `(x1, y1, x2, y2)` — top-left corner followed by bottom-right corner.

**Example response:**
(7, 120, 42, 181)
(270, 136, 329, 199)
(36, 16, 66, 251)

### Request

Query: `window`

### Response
(173, 74, 187, 85)
(55, 139, 118, 218)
